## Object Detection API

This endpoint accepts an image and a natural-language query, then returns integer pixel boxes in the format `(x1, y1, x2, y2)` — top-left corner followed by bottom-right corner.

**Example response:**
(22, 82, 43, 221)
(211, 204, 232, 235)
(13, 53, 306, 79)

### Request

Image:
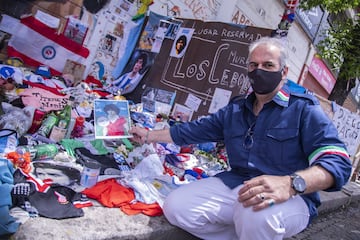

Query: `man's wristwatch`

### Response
(290, 173, 306, 195)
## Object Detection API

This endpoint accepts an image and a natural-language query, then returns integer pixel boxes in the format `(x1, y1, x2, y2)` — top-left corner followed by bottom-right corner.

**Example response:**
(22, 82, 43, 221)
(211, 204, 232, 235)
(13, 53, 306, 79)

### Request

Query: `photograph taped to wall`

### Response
(118, 0, 137, 16)
(94, 99, 132, 139)
(171, 103, 194, 122)
(63, 16, 88, 45)
(99, 33, 118, 54)
(151, 19, 171, 52)
(170, 27, 194, 58)
(141, 87, 176, 114)
(164, 19, 183, 39)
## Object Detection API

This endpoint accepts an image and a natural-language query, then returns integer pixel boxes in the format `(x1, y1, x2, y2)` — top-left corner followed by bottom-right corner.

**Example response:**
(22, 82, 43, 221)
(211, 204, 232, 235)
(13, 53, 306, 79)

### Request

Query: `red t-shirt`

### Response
(106, 117, 126, 136)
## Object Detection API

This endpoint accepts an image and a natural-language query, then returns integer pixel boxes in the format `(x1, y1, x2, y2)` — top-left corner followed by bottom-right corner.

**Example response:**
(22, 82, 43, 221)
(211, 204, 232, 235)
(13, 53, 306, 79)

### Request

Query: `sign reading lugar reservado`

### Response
(127, 13, 273, 120)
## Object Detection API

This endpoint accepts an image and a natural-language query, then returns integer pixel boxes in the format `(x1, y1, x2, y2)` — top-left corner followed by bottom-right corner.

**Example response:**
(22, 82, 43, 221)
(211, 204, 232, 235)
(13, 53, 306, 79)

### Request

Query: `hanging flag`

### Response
(273, 0, 299, 37)
(6, 16, 89, 75)
(286, 0, 299, 10)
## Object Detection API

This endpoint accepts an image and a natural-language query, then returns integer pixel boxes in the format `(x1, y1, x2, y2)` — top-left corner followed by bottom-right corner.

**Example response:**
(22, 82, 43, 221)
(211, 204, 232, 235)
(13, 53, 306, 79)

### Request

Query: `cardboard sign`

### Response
(332, 107, 360, 156)
(128, 13, 272, 119)
(20, 87, 70, 112)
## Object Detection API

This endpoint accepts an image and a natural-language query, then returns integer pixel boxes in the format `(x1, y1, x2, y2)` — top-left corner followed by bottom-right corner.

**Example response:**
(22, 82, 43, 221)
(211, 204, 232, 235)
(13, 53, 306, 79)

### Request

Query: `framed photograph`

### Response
(63, 16, 88, 45)
(171, 103, 194, 122)
(94, 99, 132, 139)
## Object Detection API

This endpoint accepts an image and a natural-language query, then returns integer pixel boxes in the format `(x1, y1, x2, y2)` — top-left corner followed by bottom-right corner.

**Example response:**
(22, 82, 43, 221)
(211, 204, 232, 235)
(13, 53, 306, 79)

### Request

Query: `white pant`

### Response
(163, 177, 310, 240)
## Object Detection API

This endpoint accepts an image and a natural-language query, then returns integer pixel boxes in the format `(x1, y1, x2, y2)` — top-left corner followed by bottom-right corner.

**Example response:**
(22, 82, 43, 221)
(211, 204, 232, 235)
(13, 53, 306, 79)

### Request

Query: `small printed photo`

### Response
(151, 20, 171, 52)
(94, 99, 132, 139)
(164, 19, 183, 39)
(154, 88, 176, 104)
(120, 0, 131, 11)
(141, 87, 176, 114)
(171, 103, 194, 122)
(63, 16, 88, 45)
(99, 33, 117, 54)
(170, 28, 194, 58)
(62, 59, 86, 86)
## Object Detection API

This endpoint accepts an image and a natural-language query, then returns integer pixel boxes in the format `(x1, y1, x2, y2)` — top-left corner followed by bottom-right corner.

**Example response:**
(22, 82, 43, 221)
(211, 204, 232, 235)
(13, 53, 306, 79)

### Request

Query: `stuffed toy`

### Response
(132, 0, 154, 20)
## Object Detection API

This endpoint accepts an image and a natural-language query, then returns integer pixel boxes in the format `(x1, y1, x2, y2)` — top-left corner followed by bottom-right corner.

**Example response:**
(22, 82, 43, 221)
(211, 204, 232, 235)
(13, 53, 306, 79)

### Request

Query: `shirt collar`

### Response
(245, 84, 290, 108)
(273, 84, 290, 107)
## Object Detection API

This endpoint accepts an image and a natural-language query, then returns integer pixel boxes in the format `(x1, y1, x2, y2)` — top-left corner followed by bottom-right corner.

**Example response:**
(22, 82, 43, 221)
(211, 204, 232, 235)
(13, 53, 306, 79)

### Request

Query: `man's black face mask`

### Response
(248, 69, 282, 94)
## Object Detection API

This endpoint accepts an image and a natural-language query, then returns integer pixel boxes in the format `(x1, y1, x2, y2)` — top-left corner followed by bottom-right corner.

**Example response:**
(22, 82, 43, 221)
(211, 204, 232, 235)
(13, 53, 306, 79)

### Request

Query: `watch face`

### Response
(293, 176, 306, 192)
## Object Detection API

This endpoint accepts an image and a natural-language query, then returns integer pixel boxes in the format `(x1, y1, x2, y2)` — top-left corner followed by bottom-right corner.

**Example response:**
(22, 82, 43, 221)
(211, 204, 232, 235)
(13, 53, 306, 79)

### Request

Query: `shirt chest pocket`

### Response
(257, 128, 300, 167)
(266, 128, 299, 142)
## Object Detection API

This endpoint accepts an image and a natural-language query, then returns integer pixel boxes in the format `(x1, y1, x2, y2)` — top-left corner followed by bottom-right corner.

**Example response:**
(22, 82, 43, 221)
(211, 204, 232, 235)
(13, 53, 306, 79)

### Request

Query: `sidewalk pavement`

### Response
(317, 180, 360, 214)
(9, 181, 360, 240)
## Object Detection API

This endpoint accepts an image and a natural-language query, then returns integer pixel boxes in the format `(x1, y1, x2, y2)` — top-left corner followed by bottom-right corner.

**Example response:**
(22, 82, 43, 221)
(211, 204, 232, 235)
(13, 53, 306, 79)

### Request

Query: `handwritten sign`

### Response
(20, 87, 70, 112)
(129, 16, 271, 119)
(332, 107, 360, 156)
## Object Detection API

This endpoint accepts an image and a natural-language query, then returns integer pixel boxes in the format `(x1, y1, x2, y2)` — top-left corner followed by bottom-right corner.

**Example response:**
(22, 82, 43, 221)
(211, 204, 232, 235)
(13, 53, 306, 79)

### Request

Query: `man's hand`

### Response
(129, 126, 148, 144)
(238, 175, 293, 211)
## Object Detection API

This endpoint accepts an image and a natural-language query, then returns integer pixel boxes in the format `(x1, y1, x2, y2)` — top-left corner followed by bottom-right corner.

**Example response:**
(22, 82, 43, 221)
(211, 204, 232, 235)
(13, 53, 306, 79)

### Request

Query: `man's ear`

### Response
(281, 66, 288, 78)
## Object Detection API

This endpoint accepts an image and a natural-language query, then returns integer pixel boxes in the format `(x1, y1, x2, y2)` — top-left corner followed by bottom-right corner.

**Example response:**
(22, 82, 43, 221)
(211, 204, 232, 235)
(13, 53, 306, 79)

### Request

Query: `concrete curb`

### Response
(9, 181, 360, 240)
(318, 181, 360, 214)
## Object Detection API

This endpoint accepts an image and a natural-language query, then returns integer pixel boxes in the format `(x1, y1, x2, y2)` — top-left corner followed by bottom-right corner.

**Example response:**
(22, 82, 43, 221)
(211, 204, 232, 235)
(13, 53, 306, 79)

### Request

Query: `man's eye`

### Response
(264, 62, 275, 68)
(249, 63, 258, 68)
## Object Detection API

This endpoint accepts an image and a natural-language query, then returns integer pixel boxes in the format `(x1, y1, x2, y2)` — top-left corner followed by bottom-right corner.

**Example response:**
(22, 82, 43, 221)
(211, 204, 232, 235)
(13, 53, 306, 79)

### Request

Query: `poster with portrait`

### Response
(94, 99, 132, 139)
(110, 49, 157, 95)
(31, 160, 83, 192)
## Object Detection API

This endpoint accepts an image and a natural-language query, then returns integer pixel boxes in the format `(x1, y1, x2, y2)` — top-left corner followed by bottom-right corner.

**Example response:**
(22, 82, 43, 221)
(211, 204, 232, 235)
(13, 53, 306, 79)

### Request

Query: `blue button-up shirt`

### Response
(170, 85, 352, 222)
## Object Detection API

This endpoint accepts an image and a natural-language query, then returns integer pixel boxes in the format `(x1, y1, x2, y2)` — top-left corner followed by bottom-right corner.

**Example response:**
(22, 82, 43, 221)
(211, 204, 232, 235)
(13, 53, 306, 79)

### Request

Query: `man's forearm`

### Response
(147, 128, 173, 143)
(293, 165, 335, 195)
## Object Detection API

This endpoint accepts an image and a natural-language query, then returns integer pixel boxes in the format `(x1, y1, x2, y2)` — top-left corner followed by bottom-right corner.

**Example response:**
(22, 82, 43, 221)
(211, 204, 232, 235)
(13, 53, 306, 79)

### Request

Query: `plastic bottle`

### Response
(27, 109, 46, 134)
(37, 111, 58, 137)
(80, 159, 101, 188)
(70, 116, 85, 138)
(49, 105, 72, 142)
(16, 144, 59, 161)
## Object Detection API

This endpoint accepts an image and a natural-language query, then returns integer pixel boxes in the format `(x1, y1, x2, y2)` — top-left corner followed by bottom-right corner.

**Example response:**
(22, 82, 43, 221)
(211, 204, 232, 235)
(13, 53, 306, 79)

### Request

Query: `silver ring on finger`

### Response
(257, 193, 265, 201)
(268, 198, 275, 207)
